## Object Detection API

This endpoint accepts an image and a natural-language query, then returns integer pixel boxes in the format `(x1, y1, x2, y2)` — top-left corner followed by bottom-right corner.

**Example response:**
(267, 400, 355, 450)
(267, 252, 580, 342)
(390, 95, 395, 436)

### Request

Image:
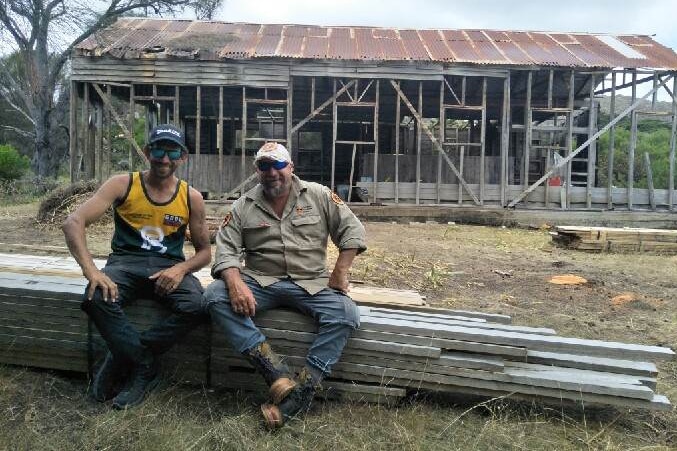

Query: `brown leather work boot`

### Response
(260, 367, 321, 428)
(242, 341, 296, 404)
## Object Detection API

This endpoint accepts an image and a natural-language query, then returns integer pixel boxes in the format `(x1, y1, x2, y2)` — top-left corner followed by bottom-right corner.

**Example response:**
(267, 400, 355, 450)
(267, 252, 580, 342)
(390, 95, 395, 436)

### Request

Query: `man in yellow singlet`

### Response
(63, 124, 211, 409)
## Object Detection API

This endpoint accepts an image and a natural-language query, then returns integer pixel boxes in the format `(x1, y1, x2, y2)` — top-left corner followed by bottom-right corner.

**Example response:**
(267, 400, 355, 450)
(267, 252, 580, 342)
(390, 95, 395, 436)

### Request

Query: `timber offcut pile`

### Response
(551, 226, 677, 253)
(0, 253, 673, 410)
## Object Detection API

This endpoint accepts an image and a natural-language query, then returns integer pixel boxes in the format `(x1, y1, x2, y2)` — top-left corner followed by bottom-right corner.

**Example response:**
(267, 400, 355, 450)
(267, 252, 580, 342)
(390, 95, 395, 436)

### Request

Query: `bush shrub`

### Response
(0, 144, 30, 180)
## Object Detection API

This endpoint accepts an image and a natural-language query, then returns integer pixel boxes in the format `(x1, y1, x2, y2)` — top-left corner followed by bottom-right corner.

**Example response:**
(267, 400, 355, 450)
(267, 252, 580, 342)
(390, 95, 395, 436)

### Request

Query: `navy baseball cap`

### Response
(148, 124, 187, 150)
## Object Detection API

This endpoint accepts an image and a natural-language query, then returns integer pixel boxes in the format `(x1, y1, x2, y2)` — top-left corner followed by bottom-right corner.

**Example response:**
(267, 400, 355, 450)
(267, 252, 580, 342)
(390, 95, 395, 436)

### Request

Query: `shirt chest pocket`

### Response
(290, 215, 323, 243)
(242, 223, 272, 248)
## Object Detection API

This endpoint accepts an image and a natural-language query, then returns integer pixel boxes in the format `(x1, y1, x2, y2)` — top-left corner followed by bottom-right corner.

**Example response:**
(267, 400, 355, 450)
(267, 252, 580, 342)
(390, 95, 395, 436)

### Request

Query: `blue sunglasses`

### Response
(150, 147, 183, 160)
(256, 160, 289, 171)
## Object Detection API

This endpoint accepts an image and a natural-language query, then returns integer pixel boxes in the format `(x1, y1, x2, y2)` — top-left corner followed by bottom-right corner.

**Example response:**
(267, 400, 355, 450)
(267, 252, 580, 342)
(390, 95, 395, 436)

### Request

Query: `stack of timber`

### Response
(551, 226, 677, 254)
(0, 253, 673, 410)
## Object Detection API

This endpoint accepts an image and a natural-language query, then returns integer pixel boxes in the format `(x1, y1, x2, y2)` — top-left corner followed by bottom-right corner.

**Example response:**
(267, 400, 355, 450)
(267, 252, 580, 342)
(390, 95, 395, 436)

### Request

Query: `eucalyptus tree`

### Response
(0, 0, 223, 178)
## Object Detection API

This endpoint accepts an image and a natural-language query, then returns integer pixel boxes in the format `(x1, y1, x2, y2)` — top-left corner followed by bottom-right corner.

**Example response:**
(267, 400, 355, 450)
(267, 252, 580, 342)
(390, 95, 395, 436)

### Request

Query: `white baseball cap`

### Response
(254, 142, 291, 163)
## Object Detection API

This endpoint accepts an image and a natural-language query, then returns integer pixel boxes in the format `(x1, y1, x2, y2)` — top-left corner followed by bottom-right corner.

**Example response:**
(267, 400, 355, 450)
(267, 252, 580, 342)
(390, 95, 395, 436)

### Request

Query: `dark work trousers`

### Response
(81, 254, 206, 366)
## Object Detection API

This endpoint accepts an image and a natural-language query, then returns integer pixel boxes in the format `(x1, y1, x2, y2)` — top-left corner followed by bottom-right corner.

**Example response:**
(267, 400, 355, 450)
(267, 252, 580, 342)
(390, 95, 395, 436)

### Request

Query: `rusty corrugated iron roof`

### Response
(75, 18, 677, 69)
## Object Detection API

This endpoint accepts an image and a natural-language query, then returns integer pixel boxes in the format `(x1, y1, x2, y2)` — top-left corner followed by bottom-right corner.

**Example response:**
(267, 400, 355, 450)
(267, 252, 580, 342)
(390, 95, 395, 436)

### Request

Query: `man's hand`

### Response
(222, 268, 257, 317)
(85, 268, 118, 303)
(328, 268, 350, 293)
(329, 248, 358, 293)
(149, 265, 187, 297)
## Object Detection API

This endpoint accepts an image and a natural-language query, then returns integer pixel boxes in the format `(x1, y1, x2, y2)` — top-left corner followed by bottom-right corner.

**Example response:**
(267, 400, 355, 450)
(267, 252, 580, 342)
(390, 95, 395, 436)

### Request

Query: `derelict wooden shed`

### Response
(70, 18, 677, 211)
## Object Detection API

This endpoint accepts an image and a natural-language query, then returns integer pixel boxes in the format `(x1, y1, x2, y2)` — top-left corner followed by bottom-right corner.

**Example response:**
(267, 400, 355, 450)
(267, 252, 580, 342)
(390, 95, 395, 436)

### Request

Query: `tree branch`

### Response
(0, 1, 30, 49)
(0, 124, 35, 138)
(0, 58, 32, 114)
(49, 0, 190, 86)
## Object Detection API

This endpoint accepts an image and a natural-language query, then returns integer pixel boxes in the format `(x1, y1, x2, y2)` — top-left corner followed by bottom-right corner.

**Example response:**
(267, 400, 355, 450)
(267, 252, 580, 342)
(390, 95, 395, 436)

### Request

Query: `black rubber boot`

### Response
(243, 341, 296, 403)
(111, 358, 160, 410)
(90, 351, 130, 402)
(261, 367, 321, 428)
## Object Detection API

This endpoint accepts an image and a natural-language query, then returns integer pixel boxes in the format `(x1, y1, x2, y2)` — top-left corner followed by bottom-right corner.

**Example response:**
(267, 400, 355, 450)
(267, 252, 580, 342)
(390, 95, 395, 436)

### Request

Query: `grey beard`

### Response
(262, 180, 291, 198)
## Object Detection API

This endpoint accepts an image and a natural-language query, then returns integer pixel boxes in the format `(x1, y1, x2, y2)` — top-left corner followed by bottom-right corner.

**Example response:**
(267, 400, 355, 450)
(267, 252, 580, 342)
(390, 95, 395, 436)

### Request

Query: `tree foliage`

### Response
(0, 143, 30, 180)
(0, 0, 223, 178)
(597, 119, 675, 189)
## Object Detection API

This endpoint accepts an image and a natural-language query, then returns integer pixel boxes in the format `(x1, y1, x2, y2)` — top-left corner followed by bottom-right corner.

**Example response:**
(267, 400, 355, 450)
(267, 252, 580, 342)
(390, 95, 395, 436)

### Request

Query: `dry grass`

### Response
(1, 365, 675, 451)
(1, 213, 677, 449)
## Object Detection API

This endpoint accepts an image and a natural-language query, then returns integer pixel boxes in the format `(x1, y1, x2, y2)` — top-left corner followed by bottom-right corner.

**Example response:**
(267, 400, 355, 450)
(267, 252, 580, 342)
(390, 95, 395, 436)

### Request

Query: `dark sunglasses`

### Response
(150, 147, 183, 160)
(256, 160, 289, 171)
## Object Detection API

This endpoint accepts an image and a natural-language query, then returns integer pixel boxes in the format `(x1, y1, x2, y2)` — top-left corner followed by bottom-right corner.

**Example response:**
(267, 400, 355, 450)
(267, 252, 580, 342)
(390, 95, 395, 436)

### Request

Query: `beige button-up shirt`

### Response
(212, 175, 367, 295)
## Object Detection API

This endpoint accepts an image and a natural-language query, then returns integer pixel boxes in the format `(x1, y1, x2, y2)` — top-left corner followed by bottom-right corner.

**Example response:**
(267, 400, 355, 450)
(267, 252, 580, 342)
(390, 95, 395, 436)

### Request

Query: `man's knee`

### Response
(202, 279, 233, 311)
(317, 292, 360, 330)
(81, 289, 120, 315)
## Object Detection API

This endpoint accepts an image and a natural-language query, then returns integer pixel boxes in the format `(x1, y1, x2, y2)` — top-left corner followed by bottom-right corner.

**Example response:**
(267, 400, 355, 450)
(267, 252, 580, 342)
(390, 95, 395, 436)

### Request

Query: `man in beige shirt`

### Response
(204, 142, 366, 428)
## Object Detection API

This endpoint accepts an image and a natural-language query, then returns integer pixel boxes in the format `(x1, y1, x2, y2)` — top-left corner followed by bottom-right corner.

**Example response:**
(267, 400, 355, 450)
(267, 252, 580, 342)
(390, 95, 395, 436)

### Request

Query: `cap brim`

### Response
(150, 135, 187, 150)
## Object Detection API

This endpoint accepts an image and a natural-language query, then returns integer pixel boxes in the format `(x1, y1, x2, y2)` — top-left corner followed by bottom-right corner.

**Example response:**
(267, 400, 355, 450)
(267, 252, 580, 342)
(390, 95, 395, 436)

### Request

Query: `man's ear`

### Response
(289, 162, 295, 173)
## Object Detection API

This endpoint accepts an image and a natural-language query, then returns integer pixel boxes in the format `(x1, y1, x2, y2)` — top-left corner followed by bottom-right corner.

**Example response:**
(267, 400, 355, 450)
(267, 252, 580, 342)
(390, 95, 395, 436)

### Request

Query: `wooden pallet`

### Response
(551, 226, 677, 254)
(0, 253, 674, 411)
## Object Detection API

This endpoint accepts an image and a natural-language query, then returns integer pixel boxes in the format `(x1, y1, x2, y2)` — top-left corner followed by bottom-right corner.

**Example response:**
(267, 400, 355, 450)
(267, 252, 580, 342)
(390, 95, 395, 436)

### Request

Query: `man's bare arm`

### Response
(328, 248, 359, 293)
(62, 174, 129, 301)
(149, 187, 212, 295)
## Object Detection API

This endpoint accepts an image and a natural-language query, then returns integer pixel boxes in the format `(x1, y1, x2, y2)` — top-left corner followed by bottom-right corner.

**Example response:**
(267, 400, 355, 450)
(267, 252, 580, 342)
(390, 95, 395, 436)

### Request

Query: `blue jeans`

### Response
(81, 254, 207, 366)
(203, 275, 360, 378)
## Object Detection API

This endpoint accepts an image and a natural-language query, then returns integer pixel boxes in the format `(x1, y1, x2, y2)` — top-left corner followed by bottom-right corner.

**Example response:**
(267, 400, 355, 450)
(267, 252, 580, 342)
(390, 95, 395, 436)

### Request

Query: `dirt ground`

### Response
(1, 200, 677, 448)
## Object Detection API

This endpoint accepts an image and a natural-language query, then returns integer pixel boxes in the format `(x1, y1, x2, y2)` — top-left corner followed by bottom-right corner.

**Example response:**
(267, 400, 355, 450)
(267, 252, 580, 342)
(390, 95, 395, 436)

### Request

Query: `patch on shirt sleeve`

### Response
(221, 212, 233, 228)
(330, 191, 344, 205)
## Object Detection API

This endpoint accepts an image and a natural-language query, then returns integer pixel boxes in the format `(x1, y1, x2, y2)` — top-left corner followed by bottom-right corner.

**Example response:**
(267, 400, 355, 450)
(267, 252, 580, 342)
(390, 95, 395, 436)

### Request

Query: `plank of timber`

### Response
(364, 305, 512, 324)
(258, 327, 442, 358)
(359, 308, 556, 335)
(0, 349, 87, 372)
(210, 369, 405, 402)
(502, 362, 657, 393)
(339, 370, 672, 411)
(0, 324, 88, 342)
(281, 356, 656, 400)
(354, 329, 528, 357)
(525, 350, 658, 377)
(359, 316, 675, 361)
(349, 285, 426, 306)
(0, 300, 86, 320)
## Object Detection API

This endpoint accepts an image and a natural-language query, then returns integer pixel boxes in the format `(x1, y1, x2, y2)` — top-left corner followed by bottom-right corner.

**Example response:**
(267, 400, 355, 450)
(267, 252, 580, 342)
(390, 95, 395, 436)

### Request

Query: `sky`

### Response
(208, 0, 677, 101)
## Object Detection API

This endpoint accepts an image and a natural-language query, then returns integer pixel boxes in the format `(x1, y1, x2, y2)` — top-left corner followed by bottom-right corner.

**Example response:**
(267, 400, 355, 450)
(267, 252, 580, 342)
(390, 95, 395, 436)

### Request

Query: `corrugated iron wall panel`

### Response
(331, 28, 351, 39)
(220, 34, 261, 59)
(253, 34, 280, 57)
(399, 30, 430, 60)
(328, 36, 357, 60)
(304, 36, 329, 58)
(563, 44, 609, 66)
(419, 30, 453, 61)
(494, 41, 533, 64)
(379, 36, 409, 61)
(75, 18, 677, 69)
(529, 33, 584, 66)
(355, 28, 384, 60)
(278, 36, 304, 57)
(576, 35, 635, 67)
(619, 36, 677, 68)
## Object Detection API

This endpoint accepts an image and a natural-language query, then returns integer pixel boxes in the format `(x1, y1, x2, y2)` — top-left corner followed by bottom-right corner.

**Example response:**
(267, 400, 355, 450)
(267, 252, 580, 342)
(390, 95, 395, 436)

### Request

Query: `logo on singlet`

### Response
(163, 214, 183, 227)
(140, 226, 167, 254)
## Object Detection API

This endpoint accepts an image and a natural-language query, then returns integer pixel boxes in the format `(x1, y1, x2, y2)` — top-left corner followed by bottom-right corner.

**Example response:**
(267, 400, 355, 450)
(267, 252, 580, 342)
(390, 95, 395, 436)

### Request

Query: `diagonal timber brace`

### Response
(91, 83, 145, 160)
(507, 75, 674, 208)
(291, 79, 357, 134)
(390, 80, 480, 205)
